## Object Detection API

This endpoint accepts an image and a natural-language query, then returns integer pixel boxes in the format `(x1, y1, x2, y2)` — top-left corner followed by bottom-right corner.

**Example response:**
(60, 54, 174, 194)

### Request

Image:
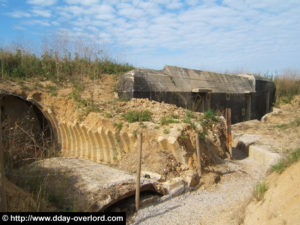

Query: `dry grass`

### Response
(273, 71, 300, 105)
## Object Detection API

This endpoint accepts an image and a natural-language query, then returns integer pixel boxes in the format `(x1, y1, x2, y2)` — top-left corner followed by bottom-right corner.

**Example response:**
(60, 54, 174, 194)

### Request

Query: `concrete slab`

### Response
(8, 157, 164, 212)
(249, 145, 281, 168)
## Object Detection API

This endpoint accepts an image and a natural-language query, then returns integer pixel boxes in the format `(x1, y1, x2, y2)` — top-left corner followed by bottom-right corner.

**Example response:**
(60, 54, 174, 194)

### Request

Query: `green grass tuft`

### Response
(253, 182, 268, 201)
(124, 110, 152, 123)
(163, 128, 170, 134)
(160, 116, 179, 125)
(271, 148, 300, 174)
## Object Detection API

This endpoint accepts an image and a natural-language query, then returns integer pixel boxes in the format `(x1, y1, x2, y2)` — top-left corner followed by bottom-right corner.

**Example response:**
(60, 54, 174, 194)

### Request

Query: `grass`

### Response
(201, 109, 218, 129)
(104, 112, 113, 118)
(0, 47, 134, 81)
(271, 148, 300, 174)
(124, 110, 152, 123)
(45, 84, 58, 96)
(163, 128, 170, 134)
(273, 72, 300, 106)
(184, 110, 195, 123)
(114, 122, 123, 132)
(274, 118, 300, 129)
(253, 182, 268, 201)
(160, 116, 179, 125)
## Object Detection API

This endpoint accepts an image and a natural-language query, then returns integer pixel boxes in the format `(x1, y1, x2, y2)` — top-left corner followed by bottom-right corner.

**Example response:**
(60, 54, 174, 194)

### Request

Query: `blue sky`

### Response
(0, 0, 300, 74)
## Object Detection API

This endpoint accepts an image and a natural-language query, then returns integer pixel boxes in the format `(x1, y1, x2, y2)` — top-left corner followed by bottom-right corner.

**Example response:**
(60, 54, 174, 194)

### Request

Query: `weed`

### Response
(154, 125, 160, 129)
(114, 122, 123, 132)
(124, 110, 152, 123)
(160, 116, 179, 125)
(118, 96, 129, 102)
(274, 118, 300, 129)
(139, 122, 147, 128)
(203, 109, 218, 121)
(253, 182, 267, 201)
(179, 134, 189, 141)
(45, 84, 58, 96)
(133, 129, 138, 138)
(184, 110, 194, 123)
(198, 130, 207, 140)
(104, 112, 113, 118)
(271, 148, 300, 174)
(33, 82, 43, 90)
(163, 128, 170, 134)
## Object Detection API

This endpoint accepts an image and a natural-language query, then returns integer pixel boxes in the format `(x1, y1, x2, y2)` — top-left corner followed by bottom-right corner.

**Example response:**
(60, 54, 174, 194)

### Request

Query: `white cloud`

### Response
(27, 0, 57, 6)
(64, 0, 100, 6)
(7, 10, 32, 18)
(4, 0, 300, 73)
(31, 8, 52, 18)
(26, 19, 51, 26)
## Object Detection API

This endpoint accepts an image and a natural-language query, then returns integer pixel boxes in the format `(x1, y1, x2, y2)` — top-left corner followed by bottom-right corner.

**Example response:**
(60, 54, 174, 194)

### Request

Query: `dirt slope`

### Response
(244, 161, 300, 225)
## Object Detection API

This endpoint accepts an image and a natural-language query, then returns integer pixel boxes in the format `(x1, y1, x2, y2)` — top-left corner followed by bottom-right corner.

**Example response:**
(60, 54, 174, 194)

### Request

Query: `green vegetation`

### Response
(183, 110, 197, 130)
(160, 116, 179, 125)
(201, 109, 218, 129)
(133, 129, 138, 137)
(45, 84, 58, 96)
(274, 73, 300, 106)
(184, 110, 195, 123)
(253, 182, 268, 201)
(114, 122, 123, 132)
(0, 47, 134, 81)
(163, 128, 170, 134)
(274, 118, 300, 129)
(271, 148, 300, 174)
(104, 112, 113, 118)
(124, 110, 152, 123)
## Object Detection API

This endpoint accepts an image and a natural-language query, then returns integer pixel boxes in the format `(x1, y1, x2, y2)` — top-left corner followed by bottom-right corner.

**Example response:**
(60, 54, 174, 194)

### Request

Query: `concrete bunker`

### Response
(0, 94, 58, 169)
(118, 66, 276, 123)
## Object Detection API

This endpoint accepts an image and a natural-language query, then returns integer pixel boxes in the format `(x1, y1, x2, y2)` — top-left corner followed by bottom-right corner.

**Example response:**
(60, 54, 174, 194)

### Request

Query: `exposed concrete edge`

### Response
(249, 145, 281, 168)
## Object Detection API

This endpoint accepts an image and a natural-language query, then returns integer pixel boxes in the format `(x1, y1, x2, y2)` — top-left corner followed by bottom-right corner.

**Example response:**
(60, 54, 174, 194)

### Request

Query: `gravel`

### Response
(130, 157, 267, 225)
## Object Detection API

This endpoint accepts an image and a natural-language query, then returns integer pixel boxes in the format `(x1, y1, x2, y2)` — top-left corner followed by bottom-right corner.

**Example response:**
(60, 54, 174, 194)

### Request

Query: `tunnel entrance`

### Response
(0, 95, 57, 170)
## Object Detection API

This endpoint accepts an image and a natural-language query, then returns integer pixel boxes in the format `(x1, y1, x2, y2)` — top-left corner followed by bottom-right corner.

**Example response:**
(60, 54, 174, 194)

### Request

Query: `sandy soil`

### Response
(244, 161, 300, 225)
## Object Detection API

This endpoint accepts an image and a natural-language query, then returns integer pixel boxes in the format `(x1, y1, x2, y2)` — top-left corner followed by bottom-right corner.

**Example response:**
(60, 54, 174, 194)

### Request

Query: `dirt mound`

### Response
(243, 161, 300, 225)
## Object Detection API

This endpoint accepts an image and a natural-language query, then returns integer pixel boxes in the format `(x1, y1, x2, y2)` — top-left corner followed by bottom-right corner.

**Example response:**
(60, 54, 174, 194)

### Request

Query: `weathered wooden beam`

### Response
(135, 132, 142, 212)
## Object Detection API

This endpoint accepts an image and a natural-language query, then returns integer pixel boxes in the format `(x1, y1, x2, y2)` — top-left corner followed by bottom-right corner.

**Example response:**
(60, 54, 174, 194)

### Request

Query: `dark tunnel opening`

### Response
(0, 94, 57, 170)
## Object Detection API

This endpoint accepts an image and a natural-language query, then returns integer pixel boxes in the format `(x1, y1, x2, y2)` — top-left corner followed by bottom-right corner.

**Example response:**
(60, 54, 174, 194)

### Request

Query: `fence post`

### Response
(0, 97, 7, 211)
(225, 108, 232, 159)
(135, 132, 142, 212)
(196, 133, 202, 176)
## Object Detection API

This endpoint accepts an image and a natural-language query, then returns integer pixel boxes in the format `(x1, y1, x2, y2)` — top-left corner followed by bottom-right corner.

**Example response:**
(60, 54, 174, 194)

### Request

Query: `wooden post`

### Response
(0, 97, 7, 211)
(225, 108, 232, 159)
(196, 133, 202, 176)
(135, 132, 142, 212)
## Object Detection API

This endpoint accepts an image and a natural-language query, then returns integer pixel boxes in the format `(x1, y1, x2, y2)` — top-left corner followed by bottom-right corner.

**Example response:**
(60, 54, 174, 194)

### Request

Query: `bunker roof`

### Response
(122, 65, 257, 94)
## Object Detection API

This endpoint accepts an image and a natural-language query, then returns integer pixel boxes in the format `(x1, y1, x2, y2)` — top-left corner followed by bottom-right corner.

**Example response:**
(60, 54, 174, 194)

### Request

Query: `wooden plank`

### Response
(135, 132, 142, 212)
(196, 133, 202, 176)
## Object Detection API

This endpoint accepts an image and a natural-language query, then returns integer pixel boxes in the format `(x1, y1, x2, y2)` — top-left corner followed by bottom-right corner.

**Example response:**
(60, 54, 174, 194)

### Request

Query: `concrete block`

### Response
(249, 145, 281, 167)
